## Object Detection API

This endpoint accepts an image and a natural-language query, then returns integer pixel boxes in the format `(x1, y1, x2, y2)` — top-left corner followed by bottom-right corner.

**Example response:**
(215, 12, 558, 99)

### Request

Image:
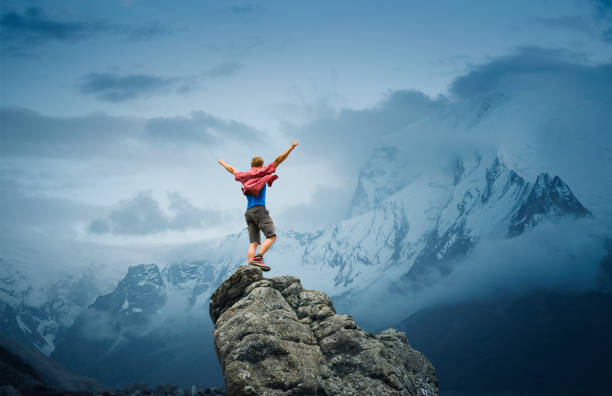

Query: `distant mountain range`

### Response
(0, 260, 105, 356)
(50, 261, 227, 388)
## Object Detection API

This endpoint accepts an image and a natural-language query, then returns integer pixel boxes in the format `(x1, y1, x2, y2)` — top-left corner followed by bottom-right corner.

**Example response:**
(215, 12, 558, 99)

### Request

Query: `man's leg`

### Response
(257, 207, 277, 257)
(258, 235, 276, 256)
(246, 209, 261, 262)
(248, 242, 259, 262)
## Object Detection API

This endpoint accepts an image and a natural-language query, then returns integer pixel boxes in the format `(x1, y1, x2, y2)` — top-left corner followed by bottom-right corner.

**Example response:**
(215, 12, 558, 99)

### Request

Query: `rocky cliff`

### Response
(209, 266, 438, 396)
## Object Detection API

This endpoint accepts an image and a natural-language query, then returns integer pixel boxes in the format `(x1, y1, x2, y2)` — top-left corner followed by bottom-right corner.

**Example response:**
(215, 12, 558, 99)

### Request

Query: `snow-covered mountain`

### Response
(49, 260, 229, 388)
(65, 259, 229, 327)
(0, 259, 108, 355)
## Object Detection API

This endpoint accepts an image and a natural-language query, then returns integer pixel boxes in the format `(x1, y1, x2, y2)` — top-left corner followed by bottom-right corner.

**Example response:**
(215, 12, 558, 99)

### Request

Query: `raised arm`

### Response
(217, 159, 237, 175)
(273, 141, 299, 168)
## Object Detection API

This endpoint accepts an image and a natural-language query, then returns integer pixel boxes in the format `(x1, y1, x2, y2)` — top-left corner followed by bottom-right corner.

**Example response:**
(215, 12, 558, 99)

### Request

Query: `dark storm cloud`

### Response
(88, 191, 221, 235)
(588, 0, 612, 19)
(585, 0, 612, 43)
(447, 46, 604, 99)
(0, 106, 143, 157)
(144, 110, 263, 144)
(79, 62, 242, 101)
(0, 7, 170, 56)
(78, 72, 178, 102)
(0, 7, 105, 43)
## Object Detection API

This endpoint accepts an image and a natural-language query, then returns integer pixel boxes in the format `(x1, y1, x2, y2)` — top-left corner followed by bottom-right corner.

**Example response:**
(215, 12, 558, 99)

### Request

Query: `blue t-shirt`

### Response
(246, 184, 266, 209)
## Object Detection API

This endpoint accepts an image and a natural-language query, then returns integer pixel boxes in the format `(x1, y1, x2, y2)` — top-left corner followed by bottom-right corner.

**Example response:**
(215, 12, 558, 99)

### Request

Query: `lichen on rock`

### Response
(209, 265, 439, 396)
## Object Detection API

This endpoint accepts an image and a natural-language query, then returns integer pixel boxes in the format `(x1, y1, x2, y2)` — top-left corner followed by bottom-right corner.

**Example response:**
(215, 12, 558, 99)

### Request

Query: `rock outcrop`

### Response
(209, 266, 438, 395)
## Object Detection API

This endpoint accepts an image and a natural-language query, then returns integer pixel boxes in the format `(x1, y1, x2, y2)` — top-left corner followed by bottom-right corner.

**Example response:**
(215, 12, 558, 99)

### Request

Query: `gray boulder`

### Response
(209, 266, 438, 396)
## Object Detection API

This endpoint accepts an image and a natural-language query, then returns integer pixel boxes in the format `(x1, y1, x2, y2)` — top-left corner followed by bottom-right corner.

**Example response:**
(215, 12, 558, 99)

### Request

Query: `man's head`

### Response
(251, 156, 264, 168)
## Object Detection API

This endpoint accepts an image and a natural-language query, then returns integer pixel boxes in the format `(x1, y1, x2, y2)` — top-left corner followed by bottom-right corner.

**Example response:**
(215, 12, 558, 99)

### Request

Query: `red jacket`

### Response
(234, 162, 278, 197)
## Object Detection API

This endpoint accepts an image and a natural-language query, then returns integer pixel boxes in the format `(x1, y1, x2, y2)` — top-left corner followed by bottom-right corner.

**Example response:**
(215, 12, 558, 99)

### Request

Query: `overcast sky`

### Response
(1, 0, 612, 278)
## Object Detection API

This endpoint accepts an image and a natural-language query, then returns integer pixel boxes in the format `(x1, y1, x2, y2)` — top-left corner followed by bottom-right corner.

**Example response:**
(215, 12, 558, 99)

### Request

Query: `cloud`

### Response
(0, 106, 143, 157)
(229, 4, 266, 16)
(447, 45, 595, 99)
(0, 105, 259, 158)
(202, 61, 243, 78)
(275, 184, 354, 232)
(532, 16, 597, 35)
(588, 0, 612, 19)
(0, 179, 104, 237)
(278, 44, 612, 232)
(78, 72, 178, 102)
(584, 0, 612, 43)
(78, 62, 242, 101)
(352, 218, 607, 328)
(0, 7, 104, 44)
(88, 191, 221, 235)
(531, 3, 612, 45)
(0, 7, 170, 55)
(284, 89, 448, 171)
(144, 110, 263, 144)
(119, 21, 171, 41)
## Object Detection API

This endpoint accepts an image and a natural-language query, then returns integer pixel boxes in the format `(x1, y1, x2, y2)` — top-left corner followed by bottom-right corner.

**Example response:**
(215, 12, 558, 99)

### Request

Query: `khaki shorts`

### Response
(245, 205, 276, 244)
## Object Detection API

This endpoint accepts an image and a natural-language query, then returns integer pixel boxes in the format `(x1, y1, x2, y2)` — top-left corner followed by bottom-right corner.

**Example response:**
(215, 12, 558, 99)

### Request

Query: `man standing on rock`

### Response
(218, 142, 299, 271)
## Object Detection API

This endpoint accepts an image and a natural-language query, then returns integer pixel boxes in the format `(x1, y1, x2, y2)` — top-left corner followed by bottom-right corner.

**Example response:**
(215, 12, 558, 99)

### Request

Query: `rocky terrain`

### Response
(209, 265, 438, 396)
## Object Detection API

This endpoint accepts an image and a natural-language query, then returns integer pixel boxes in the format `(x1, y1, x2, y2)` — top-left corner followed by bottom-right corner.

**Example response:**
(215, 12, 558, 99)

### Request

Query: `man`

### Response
(218, 141, 299, 271)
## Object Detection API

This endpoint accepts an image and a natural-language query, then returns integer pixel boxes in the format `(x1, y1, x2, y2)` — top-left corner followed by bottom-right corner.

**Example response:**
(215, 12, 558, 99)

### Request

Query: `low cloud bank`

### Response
(89, 190, 221, 235)
(351, 217, 608, 329)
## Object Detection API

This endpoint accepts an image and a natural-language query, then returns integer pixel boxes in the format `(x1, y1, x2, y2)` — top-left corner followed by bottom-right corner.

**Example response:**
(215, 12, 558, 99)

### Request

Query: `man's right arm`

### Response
(218, 159, 237, 175)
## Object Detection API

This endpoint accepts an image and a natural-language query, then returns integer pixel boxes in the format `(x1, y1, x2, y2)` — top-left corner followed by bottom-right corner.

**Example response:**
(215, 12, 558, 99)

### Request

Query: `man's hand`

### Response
(291, 141, 298, 149)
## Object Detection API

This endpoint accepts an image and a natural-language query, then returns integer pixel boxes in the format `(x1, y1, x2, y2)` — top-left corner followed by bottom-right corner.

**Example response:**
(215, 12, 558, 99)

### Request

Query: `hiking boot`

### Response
(249, 254, 270, 271)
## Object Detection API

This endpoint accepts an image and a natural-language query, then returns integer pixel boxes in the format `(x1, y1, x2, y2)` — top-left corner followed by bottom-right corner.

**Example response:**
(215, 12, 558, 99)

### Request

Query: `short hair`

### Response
(251, 156, 264, 167)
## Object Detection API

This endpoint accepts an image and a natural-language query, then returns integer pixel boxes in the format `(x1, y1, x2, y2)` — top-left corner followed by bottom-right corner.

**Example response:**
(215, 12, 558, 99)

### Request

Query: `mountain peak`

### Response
(509, 172, 592, 236)
(348, 145, 411, 218)
(90, 263, 166, 318)
(125, 263, 161, 279)
(209, 265, 439, 395)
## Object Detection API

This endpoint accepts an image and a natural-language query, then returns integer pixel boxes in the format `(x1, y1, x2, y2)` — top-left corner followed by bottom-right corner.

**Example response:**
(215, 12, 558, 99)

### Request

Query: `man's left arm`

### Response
(273, 142, 299, 168)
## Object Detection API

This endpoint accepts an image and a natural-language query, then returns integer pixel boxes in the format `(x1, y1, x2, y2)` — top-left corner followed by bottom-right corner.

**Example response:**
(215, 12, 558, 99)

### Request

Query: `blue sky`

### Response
(1, 0, 612, 274)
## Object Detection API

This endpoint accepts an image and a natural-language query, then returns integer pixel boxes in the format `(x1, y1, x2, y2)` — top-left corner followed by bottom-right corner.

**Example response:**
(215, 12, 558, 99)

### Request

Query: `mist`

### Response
(348, 217, 607, 330)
